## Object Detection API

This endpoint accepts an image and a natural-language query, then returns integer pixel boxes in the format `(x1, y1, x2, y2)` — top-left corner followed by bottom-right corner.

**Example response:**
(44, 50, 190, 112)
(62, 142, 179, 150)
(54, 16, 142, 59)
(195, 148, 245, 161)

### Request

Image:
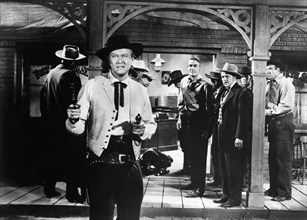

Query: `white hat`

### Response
(132, 60, 149, 72)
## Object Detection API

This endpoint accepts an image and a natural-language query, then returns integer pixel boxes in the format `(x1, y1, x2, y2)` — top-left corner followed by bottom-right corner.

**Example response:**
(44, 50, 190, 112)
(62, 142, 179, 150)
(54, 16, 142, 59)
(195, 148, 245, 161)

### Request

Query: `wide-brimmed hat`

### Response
(205, 68, 222, 80)
(132, 60, 149, 72)
(240, 66, 251, 77)
(221, 62, 242, 78)
(55, 45, 85, 60)
(168, 70, 187, 86)
(96, 35, 143, 62)
(168, 70, 188, 86)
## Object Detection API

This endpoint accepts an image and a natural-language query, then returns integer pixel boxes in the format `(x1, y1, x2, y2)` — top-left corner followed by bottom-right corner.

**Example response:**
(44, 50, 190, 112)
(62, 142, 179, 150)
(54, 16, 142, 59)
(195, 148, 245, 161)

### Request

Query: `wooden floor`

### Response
(0, 176, 306, 220)
(0, 149, 306, 220)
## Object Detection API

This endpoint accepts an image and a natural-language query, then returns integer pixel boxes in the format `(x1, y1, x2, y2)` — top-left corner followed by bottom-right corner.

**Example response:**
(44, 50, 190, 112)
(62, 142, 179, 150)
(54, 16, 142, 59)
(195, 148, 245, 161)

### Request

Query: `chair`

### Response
(292, 138, 307, 184)
(301, 142, 307, 184)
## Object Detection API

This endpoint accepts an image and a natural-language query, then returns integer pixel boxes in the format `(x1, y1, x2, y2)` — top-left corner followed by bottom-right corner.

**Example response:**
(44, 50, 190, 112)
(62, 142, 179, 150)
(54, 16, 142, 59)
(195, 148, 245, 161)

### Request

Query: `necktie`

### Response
(223, 88, 230, 98)
(113, 81, 127, 120)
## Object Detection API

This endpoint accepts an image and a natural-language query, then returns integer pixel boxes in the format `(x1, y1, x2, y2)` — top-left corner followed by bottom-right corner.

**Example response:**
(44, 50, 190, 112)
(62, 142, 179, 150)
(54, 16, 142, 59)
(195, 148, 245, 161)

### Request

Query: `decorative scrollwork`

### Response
(217, 8, 251, 35)
(270, 10, 306, 36)
(45, 2, 87, 27)
(107, 4, 143, 29)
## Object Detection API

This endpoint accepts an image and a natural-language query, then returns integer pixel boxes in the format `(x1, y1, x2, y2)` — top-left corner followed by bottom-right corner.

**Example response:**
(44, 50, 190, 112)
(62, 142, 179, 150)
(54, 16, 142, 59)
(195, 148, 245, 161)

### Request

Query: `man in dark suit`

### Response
(205, 69, 223, 188)
(168, 70, 190, 174)
(213, 63, 252, 207)
(239, 66, 253, 190)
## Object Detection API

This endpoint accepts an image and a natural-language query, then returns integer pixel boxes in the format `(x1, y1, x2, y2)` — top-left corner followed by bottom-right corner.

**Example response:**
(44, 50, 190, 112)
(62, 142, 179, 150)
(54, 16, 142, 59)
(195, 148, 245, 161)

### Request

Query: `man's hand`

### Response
(67, 106, 81, 123)
(265, 109, 272, 116)
(176, 119, 182, 130)
(234, 138, 243, 150)
(132, 122, 145, 138)
(202, 131, 212, 140)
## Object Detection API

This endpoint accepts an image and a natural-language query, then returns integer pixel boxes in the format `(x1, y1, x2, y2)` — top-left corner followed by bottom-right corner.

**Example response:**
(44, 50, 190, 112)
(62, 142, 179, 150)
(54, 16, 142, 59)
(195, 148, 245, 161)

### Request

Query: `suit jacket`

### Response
(216, 83, 252, 153)
(40, 64, 82, 144)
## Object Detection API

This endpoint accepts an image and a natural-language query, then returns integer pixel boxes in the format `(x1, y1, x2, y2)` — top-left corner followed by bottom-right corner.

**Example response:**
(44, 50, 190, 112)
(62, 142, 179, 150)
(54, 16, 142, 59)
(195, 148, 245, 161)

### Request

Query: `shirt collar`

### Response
(274, 73, 283, 83)
(109, 72, 130, 85)
(225, 81, 236, 90)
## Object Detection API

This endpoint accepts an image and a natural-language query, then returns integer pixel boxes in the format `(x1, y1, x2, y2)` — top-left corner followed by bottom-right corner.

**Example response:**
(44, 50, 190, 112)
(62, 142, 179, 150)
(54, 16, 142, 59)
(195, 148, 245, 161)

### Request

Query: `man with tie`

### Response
(213, 63, 252, 207)
(177, 56, 216, 197)
(264, 59, 295, 202)
(66, 35, 157, 220)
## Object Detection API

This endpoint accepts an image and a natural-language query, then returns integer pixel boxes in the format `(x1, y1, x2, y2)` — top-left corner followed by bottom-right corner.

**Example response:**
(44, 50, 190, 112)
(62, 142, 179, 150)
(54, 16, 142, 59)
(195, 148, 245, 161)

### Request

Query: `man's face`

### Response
(187, 59, 200, 78)
(175, 81, 181, 89)
(240, 75, 250, 88)
(141, 76, 151, 87)
(221, 72, 236, 88)
(266, 64, 279, 80)
(108, 48, 133, 77)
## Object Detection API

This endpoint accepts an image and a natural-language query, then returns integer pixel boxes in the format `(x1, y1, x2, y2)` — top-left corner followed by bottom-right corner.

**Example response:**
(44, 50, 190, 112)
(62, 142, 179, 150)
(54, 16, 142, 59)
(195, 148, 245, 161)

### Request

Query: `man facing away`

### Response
(66, 34, 157, 220)
(40, 45, 86, 203)
(177, 56, 216, 197)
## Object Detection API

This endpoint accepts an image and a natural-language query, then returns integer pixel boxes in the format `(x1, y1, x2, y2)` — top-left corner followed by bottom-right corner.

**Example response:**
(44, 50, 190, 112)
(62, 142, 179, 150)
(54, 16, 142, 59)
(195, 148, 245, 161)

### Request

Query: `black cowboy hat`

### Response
(221, 62, 242, 79)
(96, 35, 143, 62)
(205, 69, 222, 80)
(267, 58, 285, 71)
(240, 66, 251, 77)
(55, 45, 85, 60)
(168, 70, 187, 86)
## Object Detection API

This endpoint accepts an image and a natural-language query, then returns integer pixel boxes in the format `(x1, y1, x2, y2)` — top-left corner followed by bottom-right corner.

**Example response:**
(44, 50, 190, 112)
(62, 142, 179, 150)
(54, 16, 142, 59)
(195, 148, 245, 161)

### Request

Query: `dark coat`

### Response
(216, 83, 252, 153)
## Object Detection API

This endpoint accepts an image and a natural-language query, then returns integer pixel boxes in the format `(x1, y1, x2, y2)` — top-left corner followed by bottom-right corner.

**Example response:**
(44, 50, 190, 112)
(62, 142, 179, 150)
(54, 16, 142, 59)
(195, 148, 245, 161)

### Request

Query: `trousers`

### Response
(87, 139, 143, 220)
(267, 113, 295, 197)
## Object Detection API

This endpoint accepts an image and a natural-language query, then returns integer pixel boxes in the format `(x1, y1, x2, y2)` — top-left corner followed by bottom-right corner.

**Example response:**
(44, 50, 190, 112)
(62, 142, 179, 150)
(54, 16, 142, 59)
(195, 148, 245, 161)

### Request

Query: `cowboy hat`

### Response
(132, 60, 149, 72)
(205, 68, 222, 80)
(96, 35, 143, 61)
(221, 62, 242, 78)
(55, 45, 85, 60)
(168, 70, 187, 86)
(240, 66, 251, 77)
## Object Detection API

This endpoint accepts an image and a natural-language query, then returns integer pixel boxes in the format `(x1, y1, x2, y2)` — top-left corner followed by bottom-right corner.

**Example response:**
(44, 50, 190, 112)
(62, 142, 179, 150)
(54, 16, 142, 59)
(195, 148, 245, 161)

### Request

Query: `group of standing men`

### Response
(174, 58, 253, 207)
(40, 33, 295, 219)
(173, 55, 295, 207)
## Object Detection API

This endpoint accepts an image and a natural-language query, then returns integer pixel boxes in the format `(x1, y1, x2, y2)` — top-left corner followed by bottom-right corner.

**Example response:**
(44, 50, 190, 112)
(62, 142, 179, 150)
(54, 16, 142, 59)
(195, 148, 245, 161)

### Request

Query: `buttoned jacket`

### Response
(216, 83, 252, 153)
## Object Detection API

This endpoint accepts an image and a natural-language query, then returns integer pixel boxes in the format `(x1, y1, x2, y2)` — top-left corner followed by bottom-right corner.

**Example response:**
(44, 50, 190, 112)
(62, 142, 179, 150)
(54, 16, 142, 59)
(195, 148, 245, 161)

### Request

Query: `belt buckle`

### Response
(118, 154, 126, 164)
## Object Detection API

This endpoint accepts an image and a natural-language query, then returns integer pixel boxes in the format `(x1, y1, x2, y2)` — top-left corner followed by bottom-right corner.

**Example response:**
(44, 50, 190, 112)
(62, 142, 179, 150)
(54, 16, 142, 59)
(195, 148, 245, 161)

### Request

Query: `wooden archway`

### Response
(104, 3, 253, 49)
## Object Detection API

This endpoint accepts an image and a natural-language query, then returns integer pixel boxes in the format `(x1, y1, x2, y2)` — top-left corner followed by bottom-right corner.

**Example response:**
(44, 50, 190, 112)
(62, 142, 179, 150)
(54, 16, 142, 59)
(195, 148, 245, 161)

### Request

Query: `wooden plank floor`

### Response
(0, 149, 306, 219)
(0, 176, 306, 220)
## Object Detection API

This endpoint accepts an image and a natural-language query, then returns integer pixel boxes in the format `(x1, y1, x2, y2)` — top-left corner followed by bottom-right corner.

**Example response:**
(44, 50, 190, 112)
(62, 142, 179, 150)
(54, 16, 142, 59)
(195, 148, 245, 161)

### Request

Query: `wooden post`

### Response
(87, 0, 104, 79)
(247, 4, 270, 208)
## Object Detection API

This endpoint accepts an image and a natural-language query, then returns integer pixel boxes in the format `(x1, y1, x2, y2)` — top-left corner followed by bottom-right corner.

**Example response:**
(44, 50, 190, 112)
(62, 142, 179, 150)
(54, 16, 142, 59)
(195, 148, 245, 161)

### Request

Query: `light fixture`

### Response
(150, 54, 165, 72)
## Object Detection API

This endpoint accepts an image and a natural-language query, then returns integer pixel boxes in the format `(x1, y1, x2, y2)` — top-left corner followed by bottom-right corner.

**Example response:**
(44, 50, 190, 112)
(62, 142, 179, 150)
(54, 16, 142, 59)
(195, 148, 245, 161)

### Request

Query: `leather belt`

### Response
(88, 153, 134, 166)
(110, 135, 132, 144)
(270, 112, 293, 121)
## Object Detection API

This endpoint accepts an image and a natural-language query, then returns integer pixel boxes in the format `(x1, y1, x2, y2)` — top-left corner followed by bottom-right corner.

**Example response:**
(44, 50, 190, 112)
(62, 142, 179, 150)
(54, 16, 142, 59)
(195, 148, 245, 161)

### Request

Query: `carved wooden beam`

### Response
(104, 2, 253, 48)
(269, 7, 307, 48)
(7, 0, 88, 39)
